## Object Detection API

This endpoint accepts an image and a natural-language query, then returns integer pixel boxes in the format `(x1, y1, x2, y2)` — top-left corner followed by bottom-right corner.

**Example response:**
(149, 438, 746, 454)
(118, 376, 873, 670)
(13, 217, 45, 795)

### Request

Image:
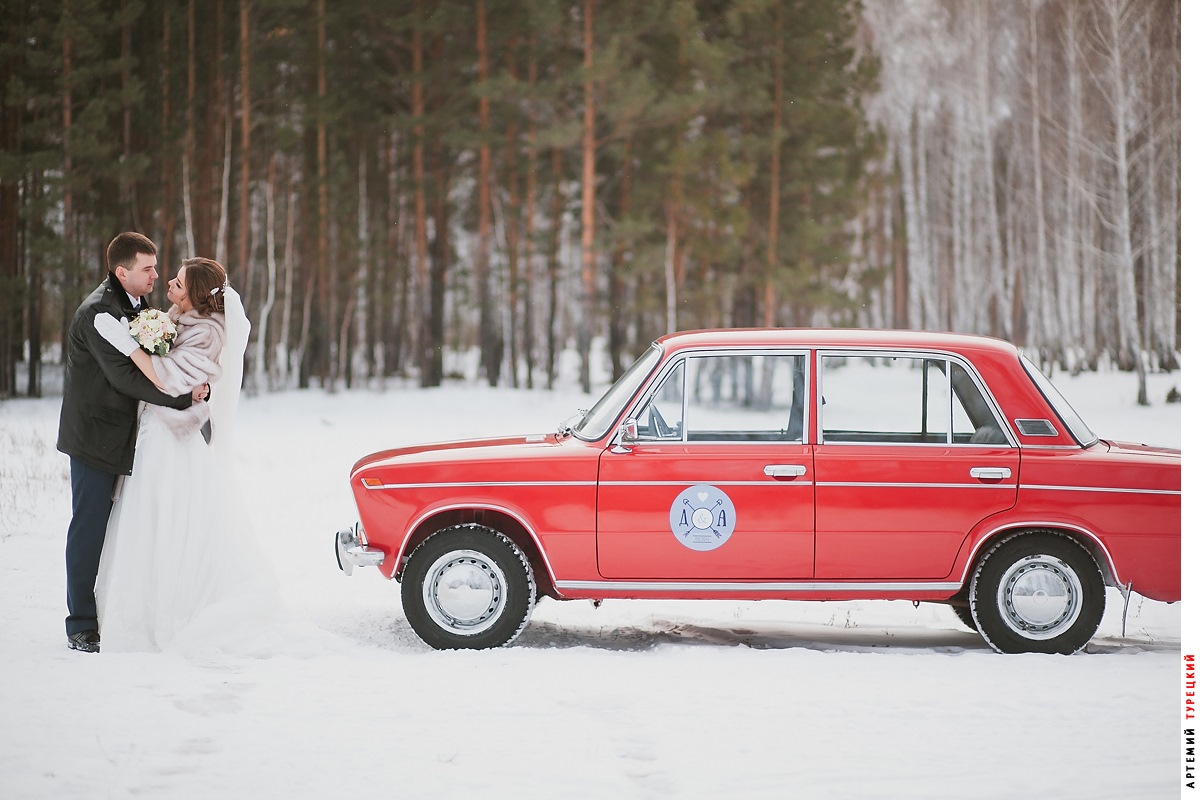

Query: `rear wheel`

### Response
(399, 524, 536, 650)
(969, 531, 1104, 654)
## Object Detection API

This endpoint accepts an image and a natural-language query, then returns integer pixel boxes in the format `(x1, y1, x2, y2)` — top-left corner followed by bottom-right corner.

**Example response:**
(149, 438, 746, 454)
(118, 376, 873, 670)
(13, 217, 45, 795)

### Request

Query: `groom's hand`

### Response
(192, 384, 209, 402)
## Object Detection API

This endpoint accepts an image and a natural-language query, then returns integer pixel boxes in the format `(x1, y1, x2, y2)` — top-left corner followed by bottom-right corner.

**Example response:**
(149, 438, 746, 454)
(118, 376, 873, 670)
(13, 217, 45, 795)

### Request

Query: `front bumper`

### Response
(334, 523, 385, 576)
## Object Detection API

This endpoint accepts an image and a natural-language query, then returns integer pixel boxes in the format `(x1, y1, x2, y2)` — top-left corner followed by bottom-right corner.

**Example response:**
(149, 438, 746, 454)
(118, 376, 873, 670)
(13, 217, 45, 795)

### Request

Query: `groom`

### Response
(57, 232, 207, 653)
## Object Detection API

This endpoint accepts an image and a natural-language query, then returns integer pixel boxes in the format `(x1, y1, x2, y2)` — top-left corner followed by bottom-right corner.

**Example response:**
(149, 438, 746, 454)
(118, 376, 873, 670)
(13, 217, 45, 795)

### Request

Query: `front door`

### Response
(597, 352, 815, 580)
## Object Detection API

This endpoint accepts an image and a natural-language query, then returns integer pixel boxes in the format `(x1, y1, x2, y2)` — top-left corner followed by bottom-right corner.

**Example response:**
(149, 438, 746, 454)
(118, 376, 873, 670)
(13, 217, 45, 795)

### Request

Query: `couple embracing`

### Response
(58, 232, 278, 655)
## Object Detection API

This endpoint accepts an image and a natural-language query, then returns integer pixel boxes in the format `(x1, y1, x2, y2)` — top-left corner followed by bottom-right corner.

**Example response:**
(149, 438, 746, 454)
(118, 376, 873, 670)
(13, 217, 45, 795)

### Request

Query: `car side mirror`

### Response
(613, 418, 638, 452)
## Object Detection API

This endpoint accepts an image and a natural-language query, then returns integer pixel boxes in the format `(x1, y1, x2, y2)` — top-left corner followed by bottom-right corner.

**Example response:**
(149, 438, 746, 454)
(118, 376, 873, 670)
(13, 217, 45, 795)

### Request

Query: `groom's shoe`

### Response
(67, 630, 100, 654)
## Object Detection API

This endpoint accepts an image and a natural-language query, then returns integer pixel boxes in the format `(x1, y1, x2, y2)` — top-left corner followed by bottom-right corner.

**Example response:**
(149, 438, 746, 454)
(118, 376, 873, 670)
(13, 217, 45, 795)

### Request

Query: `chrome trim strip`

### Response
(817, 481, 1012, 490)
(1023, 484, 1181, 496)
(367, 480, 595, 490)
(369, 480, 817, 490)
(556, 580, 961, 593)
(601, 480, 813, 488)
(1015, 444, 1080, 450)
(813, 440, 1016, 448)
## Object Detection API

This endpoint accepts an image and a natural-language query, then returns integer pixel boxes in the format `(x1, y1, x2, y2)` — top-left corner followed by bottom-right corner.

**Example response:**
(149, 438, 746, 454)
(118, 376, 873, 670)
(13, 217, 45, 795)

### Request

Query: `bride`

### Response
(93, 257, 280, 655)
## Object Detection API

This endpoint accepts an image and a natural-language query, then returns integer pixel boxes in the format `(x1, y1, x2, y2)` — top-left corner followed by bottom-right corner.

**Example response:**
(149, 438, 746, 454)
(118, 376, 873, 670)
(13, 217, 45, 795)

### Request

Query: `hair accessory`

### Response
(209, 280, 228, 297)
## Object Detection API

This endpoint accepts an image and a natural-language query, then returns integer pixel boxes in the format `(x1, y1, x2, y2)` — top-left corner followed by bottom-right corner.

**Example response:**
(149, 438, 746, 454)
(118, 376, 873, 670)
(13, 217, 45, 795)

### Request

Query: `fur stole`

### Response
(145, 309, 226, 440)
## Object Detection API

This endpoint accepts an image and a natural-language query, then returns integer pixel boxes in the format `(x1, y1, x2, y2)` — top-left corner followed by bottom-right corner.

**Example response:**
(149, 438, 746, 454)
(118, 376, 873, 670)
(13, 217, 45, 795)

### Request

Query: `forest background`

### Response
(0, 0, 1181, 402)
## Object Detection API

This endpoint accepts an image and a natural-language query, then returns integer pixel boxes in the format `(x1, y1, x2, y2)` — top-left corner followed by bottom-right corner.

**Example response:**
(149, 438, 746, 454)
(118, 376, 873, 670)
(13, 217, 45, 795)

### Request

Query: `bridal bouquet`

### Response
(128, 308, 177, 356)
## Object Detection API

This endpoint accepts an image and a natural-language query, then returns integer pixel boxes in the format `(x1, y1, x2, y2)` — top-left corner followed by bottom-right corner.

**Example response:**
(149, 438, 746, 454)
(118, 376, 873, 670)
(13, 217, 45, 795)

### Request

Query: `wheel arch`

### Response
(958, 522, 1121, 591)
(395, 504, 558, 598)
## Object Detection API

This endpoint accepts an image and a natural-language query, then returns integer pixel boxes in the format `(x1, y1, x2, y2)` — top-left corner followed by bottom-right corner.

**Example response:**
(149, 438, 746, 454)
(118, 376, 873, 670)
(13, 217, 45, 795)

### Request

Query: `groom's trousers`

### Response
(65, 458, 117, 636)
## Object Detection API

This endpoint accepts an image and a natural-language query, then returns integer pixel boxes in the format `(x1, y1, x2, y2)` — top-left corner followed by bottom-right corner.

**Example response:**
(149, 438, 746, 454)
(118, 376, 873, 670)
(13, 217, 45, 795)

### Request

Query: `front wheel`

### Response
(969, 531, 1105, 654)
(400, 524, 536, 650)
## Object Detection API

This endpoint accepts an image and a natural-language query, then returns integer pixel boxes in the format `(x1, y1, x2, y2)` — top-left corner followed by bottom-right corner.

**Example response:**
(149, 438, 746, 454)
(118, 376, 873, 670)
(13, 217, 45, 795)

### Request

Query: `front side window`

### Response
(633, 352, 808, 443)
(821, 354, 1007, 445)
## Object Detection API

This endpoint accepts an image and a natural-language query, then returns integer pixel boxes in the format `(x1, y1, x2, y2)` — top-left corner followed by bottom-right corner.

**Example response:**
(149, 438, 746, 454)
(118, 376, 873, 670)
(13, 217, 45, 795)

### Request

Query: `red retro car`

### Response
(336, 329, 1180, 653)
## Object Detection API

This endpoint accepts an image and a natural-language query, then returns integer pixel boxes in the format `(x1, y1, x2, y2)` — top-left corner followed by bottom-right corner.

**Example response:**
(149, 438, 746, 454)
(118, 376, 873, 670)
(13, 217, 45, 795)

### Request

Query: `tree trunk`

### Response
(429, 145, 449, 387)
(183, 0, 197, 255)
(579, 0, 596, 393)
(119, 0, 136, 230)
(1102, 0, 1147, 404)
(216, 114, 232, 267)
(476, 0, 500, 386)
(277, 169, 298, 388)
(238, 0, 252, 279)
(504, 37, 521, 388)
(764, 0, 783, 328)
(546, 146, 562, 390)
(351, 147, 370, 386)
(1062, 0, 1084, 372)
(522, 50, 538, 389)
(255, 155, 278, 392)
(159, 3, 177, 289)
(413, 2, 434, 387)
(0, 9, 22, 397)
(608, 141, 632, 382)
(317, 0, 331, 388)
(1027, 2, 1055, 357)
(62, 0, 77, 373)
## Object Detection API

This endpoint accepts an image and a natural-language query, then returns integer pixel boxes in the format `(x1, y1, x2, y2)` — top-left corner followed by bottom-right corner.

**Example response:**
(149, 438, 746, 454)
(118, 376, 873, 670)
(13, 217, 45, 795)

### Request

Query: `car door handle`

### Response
(764, 464, 807, 478)
(970, 467, 1011, 480)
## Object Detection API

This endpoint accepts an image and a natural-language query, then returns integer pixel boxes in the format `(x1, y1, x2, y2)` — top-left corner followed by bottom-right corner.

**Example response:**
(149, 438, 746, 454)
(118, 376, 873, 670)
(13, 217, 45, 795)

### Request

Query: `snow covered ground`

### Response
(0, 362, 1188, 799)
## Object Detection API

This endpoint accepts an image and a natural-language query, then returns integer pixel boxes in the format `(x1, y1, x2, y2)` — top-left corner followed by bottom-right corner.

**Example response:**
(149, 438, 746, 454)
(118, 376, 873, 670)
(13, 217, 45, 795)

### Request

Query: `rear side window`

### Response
(820, 354, 1007, 446)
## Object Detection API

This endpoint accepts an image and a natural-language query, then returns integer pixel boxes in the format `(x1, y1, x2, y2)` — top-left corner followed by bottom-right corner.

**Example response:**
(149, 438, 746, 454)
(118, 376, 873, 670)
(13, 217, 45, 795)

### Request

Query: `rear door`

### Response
(813, 352, 1019, 579)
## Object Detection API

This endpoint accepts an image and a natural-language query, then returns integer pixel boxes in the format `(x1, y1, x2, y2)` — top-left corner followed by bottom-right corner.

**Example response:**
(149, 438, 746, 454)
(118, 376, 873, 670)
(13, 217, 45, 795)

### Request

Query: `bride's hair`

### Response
(181, 257, 228, 315)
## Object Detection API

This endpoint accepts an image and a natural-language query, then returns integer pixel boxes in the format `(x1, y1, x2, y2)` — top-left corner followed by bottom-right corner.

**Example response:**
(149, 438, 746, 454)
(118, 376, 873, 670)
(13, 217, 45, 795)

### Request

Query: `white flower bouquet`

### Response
(128, 308, 177, 356)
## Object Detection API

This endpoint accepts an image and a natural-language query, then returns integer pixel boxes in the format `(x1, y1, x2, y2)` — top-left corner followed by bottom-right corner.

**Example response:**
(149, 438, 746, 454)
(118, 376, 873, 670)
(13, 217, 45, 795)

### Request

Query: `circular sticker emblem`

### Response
(669, 484, 736, 551)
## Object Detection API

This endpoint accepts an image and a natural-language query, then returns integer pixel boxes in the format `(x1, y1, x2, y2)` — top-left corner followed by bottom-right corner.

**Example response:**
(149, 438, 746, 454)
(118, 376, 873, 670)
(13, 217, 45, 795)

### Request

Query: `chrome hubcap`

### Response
(423, 549, 507, 635)
(996, 555, 1083, 640)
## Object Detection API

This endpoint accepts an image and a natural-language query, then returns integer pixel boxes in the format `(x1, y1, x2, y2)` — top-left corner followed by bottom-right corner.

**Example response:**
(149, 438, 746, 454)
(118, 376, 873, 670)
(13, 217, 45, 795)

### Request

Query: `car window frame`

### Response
(815, 348, 1015, 447)
(1018, 354, 1098, 447)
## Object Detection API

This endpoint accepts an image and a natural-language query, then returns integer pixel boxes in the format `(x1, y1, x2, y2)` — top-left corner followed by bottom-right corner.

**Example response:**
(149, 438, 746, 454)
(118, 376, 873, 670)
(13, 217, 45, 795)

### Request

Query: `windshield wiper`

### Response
(556, 408, 587, 438)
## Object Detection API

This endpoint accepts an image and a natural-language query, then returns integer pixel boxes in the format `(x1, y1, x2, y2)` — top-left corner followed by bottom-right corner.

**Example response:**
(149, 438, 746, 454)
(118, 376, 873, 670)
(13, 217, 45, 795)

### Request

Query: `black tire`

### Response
(969, 531, 1105, 654)
(949, 604, 979, 633)
(399, 524, 536, 650)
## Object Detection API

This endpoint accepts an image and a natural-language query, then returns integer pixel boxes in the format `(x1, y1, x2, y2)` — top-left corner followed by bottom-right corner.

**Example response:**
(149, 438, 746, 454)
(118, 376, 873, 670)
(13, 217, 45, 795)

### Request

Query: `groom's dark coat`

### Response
(57, 272, 193, 475)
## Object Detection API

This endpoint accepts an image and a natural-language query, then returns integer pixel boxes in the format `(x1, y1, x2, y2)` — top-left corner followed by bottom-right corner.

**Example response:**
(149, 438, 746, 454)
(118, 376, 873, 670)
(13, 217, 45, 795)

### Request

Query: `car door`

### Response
(597, 351, 815, 580)
(813, 352, 1019, 580)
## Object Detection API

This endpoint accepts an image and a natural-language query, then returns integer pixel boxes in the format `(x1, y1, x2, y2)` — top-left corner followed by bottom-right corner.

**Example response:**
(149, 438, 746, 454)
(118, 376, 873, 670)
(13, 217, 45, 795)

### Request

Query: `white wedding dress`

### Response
(96, 288, 284, 656)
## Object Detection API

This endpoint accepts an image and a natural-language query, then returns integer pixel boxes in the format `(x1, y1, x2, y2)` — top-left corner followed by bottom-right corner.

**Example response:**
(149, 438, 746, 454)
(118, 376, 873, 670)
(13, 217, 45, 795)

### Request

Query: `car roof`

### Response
(655, 328, 1020, 358)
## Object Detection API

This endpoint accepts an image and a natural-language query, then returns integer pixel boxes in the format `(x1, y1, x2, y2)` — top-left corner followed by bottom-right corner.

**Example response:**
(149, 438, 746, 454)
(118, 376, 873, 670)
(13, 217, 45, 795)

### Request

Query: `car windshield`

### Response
(1020, 354, 1098, 446)
(573, 344, 663, 441)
